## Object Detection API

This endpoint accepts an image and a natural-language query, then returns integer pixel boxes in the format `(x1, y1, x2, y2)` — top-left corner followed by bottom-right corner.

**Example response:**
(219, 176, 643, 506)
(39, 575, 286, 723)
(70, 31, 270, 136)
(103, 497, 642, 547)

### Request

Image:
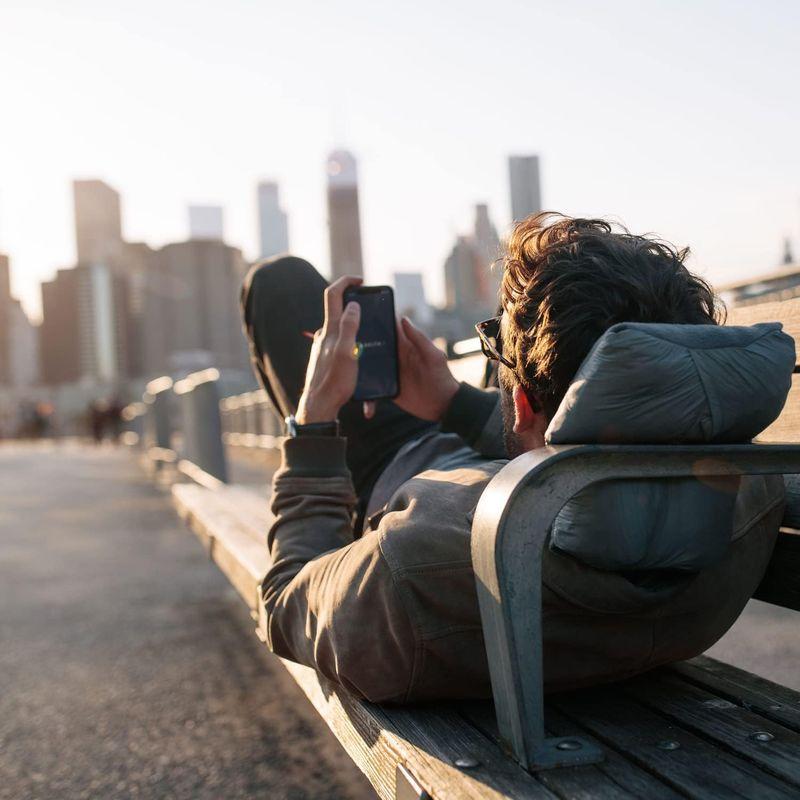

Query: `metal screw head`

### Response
(556, 739, 583, 751)
(769, 704, 783, 711)
(751, 731, 774, 743)
(657, 740, 681, 751)
(453, 756, 480, 769)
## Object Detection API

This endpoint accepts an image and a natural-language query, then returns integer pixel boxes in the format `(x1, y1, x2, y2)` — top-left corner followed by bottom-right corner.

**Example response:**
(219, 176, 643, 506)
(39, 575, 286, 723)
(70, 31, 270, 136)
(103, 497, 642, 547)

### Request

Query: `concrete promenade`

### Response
(0, 442, 373, 800)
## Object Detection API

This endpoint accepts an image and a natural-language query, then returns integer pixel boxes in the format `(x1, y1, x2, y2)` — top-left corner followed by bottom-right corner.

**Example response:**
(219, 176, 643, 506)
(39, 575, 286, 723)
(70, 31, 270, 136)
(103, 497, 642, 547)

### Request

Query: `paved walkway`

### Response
(0, 442, 374, 800)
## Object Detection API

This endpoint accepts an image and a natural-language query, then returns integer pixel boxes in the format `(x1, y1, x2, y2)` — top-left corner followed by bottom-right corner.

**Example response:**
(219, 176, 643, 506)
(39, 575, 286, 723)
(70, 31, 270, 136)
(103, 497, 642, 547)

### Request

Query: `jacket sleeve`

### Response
(261, 436, 418, 703)
(441, 382, 506, 458)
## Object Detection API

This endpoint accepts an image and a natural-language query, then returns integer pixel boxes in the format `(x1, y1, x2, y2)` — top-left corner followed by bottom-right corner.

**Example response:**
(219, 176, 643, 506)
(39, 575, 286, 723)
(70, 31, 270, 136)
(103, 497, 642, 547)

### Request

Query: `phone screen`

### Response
(344, 286, 399, 401)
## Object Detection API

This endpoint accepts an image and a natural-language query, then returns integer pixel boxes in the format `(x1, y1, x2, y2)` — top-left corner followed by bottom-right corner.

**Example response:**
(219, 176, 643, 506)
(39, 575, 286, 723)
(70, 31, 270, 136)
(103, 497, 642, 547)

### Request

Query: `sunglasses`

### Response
(475, 316, 516, 370)
(476, 316, 542, 414)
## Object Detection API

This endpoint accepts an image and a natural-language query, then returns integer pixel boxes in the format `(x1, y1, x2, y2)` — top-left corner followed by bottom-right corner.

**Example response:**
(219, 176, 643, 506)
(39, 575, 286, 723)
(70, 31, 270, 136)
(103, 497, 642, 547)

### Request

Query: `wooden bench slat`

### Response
(545, 707, 684, 800)
(726, 297, 800, 339)
(552, 687, 799, 799)
(623, 672, 800, 787)
(173, 484, 267, 612)
(281, 652, 563, 799)
(671, 657, 800, 734)
(461, 700, 682, 800)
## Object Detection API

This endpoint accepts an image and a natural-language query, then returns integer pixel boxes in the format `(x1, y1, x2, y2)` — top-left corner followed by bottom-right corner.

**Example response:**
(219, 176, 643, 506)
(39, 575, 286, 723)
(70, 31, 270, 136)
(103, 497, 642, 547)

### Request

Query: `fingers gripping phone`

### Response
(343, 285, 400, 401)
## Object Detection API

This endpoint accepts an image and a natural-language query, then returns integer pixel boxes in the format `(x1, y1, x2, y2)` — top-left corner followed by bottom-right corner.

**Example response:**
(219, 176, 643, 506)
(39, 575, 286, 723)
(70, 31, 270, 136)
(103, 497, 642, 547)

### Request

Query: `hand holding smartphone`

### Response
(343, 285, 400, 401)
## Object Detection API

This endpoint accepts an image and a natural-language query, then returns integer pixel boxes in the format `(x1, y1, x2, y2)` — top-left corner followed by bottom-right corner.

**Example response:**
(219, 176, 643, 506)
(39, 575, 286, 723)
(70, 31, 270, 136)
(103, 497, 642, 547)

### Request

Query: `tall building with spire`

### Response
(508, 155, 542, 223)
(326, 150, 363, 280)
(257, 181, 289, 259)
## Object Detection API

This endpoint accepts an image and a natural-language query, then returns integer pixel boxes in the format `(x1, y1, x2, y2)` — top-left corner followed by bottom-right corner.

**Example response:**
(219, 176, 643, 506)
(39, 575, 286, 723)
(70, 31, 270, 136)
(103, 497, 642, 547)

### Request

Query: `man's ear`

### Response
(512, 384, 539, 434)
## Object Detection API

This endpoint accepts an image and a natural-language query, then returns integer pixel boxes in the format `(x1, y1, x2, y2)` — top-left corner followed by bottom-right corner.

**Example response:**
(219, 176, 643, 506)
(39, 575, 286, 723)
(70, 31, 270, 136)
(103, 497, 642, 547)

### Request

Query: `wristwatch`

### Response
(285, 415, 340, 438)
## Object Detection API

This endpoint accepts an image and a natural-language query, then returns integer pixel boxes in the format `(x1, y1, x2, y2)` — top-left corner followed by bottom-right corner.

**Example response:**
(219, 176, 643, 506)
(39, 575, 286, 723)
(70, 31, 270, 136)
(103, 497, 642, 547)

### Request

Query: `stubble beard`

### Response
(499, 384, 525, 460)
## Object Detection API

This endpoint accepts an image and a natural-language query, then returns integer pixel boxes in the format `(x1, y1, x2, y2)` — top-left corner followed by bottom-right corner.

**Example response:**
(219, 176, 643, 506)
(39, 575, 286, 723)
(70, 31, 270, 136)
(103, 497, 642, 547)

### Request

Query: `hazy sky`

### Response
(1, 0, 798, 320)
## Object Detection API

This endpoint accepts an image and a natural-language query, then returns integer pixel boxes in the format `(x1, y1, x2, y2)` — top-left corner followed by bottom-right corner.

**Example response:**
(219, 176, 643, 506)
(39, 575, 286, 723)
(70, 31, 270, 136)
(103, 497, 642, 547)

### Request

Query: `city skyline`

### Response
(1, 1, 799, 320)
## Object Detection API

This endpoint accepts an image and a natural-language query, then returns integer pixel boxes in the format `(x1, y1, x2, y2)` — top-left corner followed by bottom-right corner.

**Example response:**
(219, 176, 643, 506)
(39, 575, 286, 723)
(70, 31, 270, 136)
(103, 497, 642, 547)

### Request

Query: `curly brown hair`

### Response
(500, 212, 723, 418)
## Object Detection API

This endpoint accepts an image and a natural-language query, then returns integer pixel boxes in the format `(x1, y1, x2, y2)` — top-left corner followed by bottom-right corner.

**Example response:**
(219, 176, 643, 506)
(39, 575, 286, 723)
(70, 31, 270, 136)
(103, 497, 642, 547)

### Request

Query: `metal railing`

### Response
(124, 372, 284, 486)
(219, 390, 282, 449)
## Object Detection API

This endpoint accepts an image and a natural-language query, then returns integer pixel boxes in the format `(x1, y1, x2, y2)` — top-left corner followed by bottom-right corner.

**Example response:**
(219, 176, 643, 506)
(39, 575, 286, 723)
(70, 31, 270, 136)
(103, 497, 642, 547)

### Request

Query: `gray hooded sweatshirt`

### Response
(262, 323, 793, 703)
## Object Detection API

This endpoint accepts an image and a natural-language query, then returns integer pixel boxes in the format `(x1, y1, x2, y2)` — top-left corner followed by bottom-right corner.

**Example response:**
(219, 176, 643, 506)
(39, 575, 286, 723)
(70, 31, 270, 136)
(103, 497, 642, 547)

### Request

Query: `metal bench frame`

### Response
(472, 442, 800, 772)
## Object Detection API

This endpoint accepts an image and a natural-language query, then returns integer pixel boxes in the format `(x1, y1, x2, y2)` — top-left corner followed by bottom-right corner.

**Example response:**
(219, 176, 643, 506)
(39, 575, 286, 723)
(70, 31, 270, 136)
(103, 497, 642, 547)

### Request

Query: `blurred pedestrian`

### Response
(106, 397, 125, 444)
(89, 400, 108, 444)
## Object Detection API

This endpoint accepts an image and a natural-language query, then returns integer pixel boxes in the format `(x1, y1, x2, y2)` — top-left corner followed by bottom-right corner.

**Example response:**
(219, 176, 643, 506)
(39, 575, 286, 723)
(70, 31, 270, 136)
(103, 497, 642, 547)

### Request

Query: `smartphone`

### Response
(343, 285, 399, 401)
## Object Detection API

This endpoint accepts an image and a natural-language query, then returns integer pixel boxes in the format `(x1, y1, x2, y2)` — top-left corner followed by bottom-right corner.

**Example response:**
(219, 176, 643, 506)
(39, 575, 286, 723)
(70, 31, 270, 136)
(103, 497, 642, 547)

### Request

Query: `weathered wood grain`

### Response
(279, 663, 559, 800)
(461, 700, 683, 800)
(671, 657, 800, 734)
(624, 672, 800, 787)
(727, 297, 800, 339)
(553, 687, 799, 799)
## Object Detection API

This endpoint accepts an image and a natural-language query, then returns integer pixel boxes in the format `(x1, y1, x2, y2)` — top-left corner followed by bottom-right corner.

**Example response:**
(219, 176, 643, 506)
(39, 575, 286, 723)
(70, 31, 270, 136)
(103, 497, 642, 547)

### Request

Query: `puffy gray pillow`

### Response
(546, 322, 795, 445)
(544, 322, 795, 572)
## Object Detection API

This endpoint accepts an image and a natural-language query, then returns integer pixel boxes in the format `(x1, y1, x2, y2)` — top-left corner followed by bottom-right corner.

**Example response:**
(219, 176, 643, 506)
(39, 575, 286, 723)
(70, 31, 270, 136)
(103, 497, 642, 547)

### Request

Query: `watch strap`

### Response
(285, 415, 340, 438)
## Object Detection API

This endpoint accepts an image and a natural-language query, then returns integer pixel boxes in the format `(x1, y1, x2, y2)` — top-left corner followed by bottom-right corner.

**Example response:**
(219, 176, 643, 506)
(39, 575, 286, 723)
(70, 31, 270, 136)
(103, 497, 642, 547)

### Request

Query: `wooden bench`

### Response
(171, 296, 800, 799)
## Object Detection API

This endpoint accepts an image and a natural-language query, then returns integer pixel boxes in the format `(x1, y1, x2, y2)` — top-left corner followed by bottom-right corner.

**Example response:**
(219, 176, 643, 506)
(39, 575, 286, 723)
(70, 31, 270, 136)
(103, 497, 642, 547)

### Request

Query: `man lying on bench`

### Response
(240, 213, 795, 703)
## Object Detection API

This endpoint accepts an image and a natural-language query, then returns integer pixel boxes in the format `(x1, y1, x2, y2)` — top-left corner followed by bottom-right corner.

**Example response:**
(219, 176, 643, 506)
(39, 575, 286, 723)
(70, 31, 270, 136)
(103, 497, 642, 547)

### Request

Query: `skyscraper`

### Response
(73, 179, 123, 264)
(142, 240, 249, 377)
(326, 150, 363, 280)
(9, 299, 39, 388)
(443, 236, 483, 312)
(39, 268, 80, 386)
(188, 205, 224, 241)
(257, 181, 289, 259)
(508, 155, 542, 223)
(39, 264, 130, 386)
(393, 272, 432, 328)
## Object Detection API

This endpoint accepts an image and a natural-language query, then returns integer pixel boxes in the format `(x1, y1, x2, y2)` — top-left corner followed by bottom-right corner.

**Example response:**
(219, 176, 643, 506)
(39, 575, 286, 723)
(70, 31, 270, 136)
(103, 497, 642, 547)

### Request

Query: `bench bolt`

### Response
(657, 740, 681, 751)
(751, 731, 774, 742)
(556, 739, 583, 751)
(453, 756, 480, 769)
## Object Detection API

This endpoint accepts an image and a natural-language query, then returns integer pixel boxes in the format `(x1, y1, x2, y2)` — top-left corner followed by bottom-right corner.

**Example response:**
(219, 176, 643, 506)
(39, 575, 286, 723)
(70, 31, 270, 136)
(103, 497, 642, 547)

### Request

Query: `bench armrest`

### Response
(471, 442, 800, 771)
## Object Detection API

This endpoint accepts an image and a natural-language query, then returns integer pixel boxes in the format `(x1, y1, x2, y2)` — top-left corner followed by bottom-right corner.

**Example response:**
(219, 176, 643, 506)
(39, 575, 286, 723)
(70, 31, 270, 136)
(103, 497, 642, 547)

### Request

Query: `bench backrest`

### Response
(727, 297, 800, 443)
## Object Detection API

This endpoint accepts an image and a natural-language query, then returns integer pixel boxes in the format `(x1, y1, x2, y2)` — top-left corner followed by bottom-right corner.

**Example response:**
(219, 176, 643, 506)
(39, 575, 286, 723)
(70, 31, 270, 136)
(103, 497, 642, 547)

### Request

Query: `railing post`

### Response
(174, 368, 228, 483)
(143, 376, 174, 451)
